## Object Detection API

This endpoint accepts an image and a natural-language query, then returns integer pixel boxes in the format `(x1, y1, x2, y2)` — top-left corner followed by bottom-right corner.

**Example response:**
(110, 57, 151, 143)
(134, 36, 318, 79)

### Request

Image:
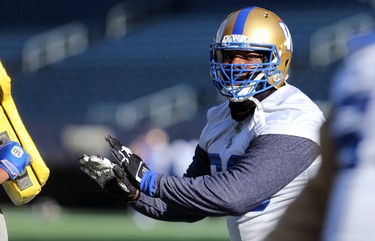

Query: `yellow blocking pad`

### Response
(0, 61, 50, 205)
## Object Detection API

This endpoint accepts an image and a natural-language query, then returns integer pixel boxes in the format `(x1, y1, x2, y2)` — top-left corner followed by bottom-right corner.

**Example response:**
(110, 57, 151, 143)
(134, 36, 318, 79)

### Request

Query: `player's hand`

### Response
(0, 140, 32, 180)
(79, 154, 138, 201)
(105, 135, 150, 188)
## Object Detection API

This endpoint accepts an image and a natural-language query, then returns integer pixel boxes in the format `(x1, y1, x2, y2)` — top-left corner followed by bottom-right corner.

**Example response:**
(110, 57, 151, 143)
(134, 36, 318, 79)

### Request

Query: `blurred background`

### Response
(0, 0, 373, 240)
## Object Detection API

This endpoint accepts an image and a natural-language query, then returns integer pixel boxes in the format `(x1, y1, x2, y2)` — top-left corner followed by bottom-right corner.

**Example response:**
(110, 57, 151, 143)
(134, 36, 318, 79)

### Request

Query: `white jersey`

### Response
(132, 84, 325, 241)
(199, 84, 325, 241)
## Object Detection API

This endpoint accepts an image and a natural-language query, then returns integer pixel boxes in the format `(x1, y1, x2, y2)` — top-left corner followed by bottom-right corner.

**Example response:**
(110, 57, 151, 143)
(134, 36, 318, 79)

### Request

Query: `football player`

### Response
(265, 17, 375, 241)
(80, 6, 325, 241)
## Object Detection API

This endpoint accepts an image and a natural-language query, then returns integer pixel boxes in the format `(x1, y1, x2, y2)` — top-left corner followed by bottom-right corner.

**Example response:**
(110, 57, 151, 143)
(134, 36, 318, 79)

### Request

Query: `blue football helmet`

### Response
(210, 6, 293, 101)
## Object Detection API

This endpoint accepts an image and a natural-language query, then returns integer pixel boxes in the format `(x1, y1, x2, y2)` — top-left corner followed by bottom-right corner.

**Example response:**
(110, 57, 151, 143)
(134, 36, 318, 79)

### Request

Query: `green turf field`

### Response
(2, 205, 229, 241)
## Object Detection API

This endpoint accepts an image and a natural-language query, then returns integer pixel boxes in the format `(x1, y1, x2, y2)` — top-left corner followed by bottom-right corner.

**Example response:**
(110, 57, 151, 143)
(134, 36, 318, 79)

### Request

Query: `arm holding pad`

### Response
(0, 62, 50, 205)
(0, 140, 31, 180)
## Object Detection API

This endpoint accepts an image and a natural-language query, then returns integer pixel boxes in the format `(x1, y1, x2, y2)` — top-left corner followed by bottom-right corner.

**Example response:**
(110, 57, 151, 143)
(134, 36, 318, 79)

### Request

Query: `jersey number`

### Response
(209, 154, 239, 173)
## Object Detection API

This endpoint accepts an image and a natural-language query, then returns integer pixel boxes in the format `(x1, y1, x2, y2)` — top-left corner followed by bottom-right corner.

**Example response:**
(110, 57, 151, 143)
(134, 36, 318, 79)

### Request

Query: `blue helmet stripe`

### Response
(232, 7, 255, 34)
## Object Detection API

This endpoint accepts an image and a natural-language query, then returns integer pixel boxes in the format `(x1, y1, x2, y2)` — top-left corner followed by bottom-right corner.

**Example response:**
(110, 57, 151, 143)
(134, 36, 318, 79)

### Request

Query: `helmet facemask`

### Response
(210, 38, 282, 102)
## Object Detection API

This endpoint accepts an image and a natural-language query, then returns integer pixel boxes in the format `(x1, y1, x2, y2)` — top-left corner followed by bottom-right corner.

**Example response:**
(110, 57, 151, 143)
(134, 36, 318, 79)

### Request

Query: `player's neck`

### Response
(229, 88, 276, 122)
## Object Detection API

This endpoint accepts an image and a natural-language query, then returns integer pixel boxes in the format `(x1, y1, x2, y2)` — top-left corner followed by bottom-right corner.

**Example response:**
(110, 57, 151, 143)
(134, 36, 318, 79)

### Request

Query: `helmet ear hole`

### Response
(284, 59, 290, 68)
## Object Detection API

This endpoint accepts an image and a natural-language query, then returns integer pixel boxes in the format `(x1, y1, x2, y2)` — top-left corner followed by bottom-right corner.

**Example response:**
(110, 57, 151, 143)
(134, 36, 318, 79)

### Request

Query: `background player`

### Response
(264, 3, 375, 240)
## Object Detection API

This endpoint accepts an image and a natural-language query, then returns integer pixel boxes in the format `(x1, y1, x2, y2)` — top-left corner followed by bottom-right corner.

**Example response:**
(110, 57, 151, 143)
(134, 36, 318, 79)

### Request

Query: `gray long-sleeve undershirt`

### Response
(131, 134, 320, 222)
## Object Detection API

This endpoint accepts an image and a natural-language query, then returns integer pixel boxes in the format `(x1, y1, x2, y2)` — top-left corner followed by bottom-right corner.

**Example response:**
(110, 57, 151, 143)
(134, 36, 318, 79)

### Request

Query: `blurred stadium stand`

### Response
(0, 0, 372, 208)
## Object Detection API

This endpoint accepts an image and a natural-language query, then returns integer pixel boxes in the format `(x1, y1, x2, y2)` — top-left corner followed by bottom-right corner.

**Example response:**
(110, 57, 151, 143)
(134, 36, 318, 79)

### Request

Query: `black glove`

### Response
(79, 154, 138, 201)
(105, 135, 149, 189)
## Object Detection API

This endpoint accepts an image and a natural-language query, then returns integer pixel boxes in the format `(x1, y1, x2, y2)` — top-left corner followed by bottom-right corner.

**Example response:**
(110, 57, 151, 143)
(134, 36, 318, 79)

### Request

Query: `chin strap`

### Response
(248, 96, 266, 126)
